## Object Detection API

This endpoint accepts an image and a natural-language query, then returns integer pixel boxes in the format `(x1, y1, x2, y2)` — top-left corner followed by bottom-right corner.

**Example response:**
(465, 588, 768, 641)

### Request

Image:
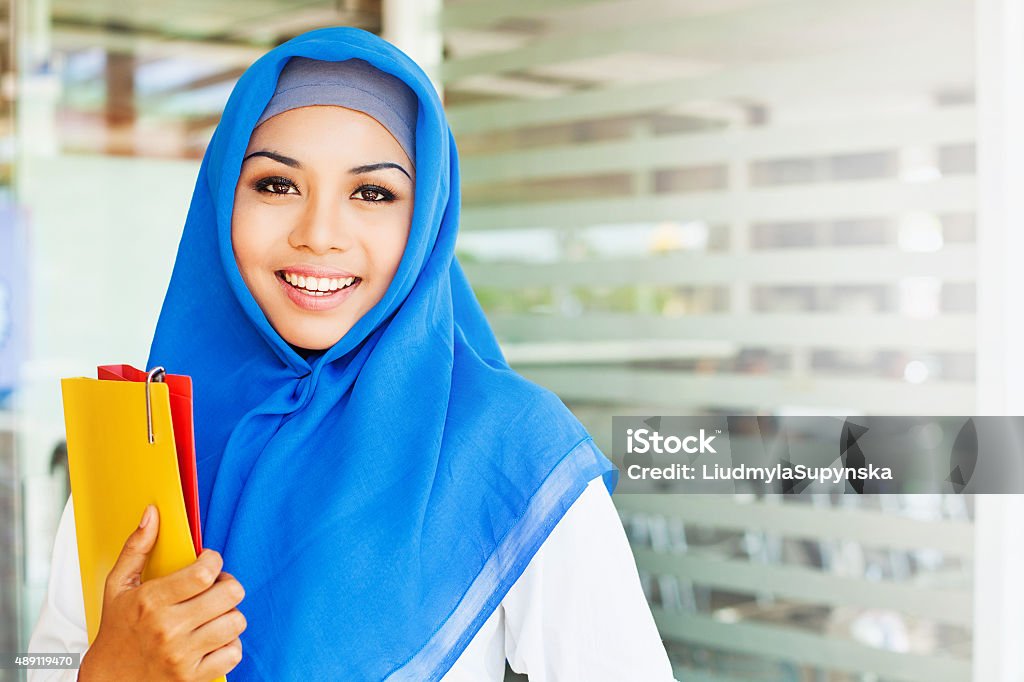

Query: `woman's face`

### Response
(232, 105, 415, 351)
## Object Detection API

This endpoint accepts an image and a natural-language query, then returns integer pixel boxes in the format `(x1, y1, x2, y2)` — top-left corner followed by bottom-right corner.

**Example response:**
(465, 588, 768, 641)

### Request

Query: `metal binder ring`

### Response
(145, 366, 166, 444)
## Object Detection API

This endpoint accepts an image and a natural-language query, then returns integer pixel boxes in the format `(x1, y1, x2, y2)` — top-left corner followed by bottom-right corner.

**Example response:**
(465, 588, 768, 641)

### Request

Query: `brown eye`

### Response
(353, 184, 396, 203)
(255, 176, 298, 196)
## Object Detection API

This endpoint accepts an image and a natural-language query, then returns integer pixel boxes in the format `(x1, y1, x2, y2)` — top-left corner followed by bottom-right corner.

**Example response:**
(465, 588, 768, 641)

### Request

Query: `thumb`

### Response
(106, 505, 160, 594)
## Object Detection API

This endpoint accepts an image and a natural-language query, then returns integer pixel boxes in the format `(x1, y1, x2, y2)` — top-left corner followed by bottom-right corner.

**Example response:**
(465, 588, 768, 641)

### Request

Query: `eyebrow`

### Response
(242, 150, 412, 181)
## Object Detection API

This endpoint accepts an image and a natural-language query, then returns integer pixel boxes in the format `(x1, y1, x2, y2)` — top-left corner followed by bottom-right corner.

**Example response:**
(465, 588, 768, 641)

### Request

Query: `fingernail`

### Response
(139, 505, 153, 528)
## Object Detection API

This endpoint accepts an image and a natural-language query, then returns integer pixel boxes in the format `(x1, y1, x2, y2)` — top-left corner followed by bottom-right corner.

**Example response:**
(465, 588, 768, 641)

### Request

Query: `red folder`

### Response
(97, 364, 203, 554)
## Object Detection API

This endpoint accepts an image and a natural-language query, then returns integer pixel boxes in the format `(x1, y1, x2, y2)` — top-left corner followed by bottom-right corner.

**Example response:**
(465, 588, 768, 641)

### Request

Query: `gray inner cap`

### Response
(255, 56, 418, 165)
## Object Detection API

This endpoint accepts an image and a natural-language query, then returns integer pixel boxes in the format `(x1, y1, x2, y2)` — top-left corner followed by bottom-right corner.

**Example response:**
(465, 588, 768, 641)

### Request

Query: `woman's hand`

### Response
(78, 506, 247, 682)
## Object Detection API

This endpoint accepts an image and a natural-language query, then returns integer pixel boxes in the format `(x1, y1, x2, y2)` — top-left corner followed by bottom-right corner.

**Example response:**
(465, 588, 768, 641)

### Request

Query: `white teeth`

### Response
(281, 271, 358, 295)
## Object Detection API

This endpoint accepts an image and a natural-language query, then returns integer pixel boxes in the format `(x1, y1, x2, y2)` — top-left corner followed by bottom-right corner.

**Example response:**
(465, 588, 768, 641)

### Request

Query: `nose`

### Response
(287, 190, 355, 255)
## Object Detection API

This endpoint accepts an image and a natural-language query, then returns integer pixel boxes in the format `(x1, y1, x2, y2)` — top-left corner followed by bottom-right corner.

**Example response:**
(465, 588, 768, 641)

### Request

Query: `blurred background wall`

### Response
(2, 0, 1024, 680)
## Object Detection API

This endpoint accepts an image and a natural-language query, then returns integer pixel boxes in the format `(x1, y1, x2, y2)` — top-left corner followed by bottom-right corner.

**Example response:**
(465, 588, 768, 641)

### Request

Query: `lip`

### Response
(275, 271, 361, 312)
(277, 265, 358, 278)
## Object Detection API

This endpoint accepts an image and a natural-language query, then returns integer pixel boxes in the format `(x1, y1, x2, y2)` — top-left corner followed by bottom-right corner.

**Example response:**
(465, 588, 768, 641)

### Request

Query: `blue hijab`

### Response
(148, 26, 618, 681)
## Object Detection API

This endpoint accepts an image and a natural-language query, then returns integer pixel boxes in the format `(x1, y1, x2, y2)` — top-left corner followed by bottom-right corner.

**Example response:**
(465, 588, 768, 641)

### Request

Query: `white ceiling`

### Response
(43, 0, 977, 139)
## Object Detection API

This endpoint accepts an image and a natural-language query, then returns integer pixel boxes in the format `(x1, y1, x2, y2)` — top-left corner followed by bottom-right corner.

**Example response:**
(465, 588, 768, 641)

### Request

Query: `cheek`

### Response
(371, 220, 412, 285)
(231, 206, 275, 277)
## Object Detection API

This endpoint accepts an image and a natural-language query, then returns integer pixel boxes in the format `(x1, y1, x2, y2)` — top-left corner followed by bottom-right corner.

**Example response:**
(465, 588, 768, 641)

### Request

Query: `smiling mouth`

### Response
(277, 271, 361, 296)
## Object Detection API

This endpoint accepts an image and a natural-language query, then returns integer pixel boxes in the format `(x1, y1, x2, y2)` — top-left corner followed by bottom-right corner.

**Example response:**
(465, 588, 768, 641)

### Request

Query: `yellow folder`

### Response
(62, 370, 225, 682)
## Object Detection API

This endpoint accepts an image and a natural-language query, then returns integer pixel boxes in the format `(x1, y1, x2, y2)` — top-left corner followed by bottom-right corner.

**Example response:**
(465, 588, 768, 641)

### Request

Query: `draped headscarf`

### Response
(147, 26, 618, 681)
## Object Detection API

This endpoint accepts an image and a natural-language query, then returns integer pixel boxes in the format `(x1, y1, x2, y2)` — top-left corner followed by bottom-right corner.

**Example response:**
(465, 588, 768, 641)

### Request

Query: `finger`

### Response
(149, 548, 223, 606)
(194, 638, 243, 680)
(106, 505, 159, 594)
(174, 575, 245, 630)
(190, 608, 247, 655)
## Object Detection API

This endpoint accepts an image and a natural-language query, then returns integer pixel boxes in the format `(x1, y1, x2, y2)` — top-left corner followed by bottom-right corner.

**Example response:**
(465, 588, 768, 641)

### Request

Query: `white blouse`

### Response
(28, 476, 677, 681)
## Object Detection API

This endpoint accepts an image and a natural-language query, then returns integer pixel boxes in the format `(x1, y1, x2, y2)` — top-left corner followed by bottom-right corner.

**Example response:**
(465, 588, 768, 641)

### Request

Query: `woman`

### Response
(28, 26, 676, 681)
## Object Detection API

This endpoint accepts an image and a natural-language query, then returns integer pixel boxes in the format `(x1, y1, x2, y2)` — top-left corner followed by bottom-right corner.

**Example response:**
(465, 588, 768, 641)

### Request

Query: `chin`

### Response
(283, 330, 346, 352)
(260, 294, 365, 353)
(278, 317, 354, 351)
